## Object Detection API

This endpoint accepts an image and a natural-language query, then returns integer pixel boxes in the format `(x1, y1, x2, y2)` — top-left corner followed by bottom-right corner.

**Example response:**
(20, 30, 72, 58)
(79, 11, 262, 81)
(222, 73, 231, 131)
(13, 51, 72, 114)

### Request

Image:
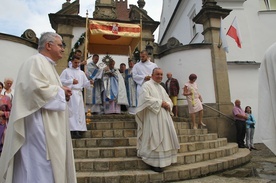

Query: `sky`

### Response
(0, 0, 162, 41)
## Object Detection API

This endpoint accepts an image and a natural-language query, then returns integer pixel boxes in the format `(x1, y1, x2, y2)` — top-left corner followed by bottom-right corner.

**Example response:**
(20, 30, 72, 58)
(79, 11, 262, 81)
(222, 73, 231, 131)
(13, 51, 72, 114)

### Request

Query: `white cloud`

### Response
(0, 0, 162, 40)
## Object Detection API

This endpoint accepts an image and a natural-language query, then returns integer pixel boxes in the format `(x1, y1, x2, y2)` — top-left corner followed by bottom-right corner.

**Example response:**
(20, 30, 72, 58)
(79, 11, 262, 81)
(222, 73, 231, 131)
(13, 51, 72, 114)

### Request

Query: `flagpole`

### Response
(218, 17, 222, 48)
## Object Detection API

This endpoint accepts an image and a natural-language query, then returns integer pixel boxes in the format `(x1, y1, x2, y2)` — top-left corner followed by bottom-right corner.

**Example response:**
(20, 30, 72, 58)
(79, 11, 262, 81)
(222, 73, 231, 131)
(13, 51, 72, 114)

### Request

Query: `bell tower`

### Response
(93, 0, 117, 19)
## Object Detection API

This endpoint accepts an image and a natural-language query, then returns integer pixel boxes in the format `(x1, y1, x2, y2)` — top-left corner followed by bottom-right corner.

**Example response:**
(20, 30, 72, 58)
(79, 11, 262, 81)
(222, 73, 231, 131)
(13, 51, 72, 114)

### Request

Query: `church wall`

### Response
(0, 40, 37, 84)
(217, 0, 276, 63)
(72, 27, 86, 50)
(157, 48, 216, 104)
(160, 0, 276, 64)
(159, 0, 276, 140)
(159, 0, 204, 45)
(228, 64, 261, 143)
(158, 0, 179, 43)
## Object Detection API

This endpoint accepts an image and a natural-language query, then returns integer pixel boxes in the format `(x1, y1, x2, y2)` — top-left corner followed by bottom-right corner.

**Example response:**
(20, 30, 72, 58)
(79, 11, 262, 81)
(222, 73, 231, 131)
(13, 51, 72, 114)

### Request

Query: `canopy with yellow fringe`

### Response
(88, 20, 141, 55)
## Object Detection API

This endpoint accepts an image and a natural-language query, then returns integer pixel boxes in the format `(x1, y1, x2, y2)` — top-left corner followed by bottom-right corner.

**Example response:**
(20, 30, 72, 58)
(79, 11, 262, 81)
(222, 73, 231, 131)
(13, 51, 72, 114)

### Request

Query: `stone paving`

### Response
(175, 143, 276, 183)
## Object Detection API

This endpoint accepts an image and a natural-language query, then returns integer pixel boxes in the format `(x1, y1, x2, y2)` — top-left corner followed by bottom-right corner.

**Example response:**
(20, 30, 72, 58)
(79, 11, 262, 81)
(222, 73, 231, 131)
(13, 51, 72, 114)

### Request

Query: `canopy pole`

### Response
(84, 10, 89, 106)
(84, 10, 89, 64)
(140, 12, 143, 51)
(129, 46, 132, 58)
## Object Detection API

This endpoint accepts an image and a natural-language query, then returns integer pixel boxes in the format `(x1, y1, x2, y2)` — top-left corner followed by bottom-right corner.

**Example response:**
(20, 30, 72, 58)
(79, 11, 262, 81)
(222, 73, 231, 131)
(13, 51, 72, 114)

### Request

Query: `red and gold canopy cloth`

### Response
(88, 20, 141, 55)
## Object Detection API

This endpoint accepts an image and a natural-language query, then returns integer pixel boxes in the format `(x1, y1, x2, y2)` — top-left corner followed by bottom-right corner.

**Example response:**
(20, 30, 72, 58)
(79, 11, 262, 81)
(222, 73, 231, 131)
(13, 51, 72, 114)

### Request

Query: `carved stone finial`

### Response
(202, 0, 218, 8)
(62, 0, 71, 9)
(167, 37, 180, 49)
(21, 29, 37, 43)
(137, 0, 145, 9)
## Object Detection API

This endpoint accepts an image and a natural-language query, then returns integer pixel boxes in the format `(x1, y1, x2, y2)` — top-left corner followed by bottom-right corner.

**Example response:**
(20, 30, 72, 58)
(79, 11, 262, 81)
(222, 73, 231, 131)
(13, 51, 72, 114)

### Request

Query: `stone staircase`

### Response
(73, 114, 251, 183)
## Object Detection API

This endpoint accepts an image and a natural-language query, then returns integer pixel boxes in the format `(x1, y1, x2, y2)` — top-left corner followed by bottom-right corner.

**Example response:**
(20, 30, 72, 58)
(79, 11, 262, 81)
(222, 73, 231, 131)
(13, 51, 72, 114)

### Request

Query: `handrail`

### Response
(202, 103, 235, 122)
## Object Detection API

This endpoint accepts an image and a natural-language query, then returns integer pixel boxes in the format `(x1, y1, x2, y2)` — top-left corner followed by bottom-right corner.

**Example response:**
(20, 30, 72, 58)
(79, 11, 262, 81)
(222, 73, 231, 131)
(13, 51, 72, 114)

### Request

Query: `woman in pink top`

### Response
(183, 74, 206, 129)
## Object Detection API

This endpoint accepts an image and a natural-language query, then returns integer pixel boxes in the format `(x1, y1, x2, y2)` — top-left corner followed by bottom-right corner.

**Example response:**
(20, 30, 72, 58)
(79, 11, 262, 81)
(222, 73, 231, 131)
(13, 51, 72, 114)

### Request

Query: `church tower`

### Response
(93, 0, 117, 19)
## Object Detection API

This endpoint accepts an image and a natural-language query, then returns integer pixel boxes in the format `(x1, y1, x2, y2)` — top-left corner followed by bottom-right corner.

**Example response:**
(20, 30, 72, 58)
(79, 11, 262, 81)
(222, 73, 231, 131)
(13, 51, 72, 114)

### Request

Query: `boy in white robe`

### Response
(60, 56, 93, 138)
(136, 68, 180, 172)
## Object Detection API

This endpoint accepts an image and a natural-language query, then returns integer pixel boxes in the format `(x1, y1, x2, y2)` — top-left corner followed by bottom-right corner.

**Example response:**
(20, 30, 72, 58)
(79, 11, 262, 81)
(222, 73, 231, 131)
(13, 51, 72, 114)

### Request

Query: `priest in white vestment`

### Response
(258, 42, 276, 155)
(132, 50, 158, 94)
(102, 59, 128, 114)
(0, 32, 77, 183)
(135, 68, 180, 172)
(60, 56, 93, 138)
(86, 54, 104, 113)
(125, 60, 137, 114)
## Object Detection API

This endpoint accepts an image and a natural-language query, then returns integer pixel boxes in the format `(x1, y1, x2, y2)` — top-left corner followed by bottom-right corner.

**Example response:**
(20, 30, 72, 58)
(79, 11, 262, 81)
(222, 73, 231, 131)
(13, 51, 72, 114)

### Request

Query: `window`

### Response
(260, 0, 276, 10)
(189, 9, 197, 38)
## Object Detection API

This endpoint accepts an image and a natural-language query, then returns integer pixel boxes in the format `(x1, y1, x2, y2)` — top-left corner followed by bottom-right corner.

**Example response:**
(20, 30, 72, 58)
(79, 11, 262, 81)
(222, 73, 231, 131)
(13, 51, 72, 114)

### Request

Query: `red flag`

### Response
(227, 17, 242, 48)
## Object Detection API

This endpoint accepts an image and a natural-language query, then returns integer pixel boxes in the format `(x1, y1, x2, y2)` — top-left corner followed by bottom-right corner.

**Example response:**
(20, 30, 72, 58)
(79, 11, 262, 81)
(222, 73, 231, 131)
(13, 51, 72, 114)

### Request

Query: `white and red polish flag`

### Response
(226, 16, 242, 48)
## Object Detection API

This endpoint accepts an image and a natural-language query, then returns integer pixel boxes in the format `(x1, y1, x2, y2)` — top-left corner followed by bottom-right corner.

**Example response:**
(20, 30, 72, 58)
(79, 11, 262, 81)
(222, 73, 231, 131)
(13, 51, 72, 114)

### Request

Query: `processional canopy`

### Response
(88, 20, 141, 55)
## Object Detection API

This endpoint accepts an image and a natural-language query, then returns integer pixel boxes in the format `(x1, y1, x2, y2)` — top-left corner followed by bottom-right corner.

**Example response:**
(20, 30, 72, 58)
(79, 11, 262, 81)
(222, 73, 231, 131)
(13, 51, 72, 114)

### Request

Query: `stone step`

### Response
(178, 138, 227, 153)
(177, 128, 208, 135)
(81, 128, 208, 140)
(73, 137, 137, 148)
(82, 127, 216, 140)
(89, 114, 136, 120)
(74, 143, 240, 172)
(72, 134, 221, 148)
(86, 120, 191, 130)
(76, 148, 250, 183)
(73, 136, 225, 159)
(83, 129, 137, 138)
(178, 133, 218, 143)
(87, 121, 137, 130)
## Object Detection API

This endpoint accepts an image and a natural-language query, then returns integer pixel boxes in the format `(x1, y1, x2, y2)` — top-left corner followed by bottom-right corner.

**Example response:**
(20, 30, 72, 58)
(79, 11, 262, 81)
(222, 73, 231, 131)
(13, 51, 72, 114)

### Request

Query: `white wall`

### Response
(159, 0, 276, 144)
(157, 48, 216, 104)
(160, 0, 276, 63)
(0, 40, 37, 84)
(158, 0, 179, 43)
(228, 64, 261, 142)
(159, 0, 204, 45)
(217, 0, 276, 63)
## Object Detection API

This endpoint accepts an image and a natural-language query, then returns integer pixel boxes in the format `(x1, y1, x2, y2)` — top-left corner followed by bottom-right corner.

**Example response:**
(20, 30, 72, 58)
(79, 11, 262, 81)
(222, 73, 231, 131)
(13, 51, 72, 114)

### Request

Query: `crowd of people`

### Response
(0, 31, 263, 182)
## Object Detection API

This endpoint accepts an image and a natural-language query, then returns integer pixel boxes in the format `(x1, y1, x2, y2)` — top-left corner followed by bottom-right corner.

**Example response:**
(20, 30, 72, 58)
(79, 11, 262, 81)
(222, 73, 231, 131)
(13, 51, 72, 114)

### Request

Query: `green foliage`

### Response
(67, 32, 86, 61)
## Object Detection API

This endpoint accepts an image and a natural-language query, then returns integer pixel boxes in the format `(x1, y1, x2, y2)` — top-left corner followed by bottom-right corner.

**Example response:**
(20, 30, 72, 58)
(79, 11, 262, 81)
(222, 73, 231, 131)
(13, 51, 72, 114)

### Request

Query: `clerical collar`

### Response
(151, 79, 159, 85)
(40, 53, 57, 66)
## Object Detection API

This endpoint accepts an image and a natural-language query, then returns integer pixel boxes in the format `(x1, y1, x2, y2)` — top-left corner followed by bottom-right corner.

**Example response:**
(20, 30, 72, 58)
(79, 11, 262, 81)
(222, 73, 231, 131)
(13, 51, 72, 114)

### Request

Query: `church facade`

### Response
(1, 0, 276, 142)
(155, 0, 276, 142)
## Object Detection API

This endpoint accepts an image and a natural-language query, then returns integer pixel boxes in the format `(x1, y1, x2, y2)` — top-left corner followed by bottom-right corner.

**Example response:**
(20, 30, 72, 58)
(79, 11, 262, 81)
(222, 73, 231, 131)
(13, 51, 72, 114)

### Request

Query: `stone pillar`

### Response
(56, 24, 74, 74)
(193, 0, 235, 141)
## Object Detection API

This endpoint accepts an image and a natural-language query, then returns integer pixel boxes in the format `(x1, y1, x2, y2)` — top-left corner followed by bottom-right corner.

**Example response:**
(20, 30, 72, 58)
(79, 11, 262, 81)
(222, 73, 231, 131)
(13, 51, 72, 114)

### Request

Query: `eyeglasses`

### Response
(48, 41, 66, 49)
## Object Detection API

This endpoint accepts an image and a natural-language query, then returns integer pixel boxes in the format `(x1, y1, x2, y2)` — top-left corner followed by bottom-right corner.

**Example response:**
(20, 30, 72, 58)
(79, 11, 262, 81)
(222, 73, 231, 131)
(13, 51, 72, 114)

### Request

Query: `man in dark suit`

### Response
(165, 72, 180, 117)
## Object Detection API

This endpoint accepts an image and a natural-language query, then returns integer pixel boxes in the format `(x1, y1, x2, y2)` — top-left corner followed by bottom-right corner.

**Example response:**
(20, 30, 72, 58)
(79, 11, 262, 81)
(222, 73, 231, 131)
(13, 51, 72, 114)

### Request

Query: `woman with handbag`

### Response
(183, 74, 206, 129)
